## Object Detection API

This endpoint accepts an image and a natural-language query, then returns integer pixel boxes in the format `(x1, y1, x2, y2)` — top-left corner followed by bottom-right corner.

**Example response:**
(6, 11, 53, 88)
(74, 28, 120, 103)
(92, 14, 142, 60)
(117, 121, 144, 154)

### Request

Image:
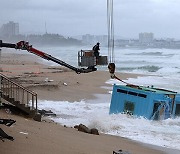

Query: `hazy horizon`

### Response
(1, 0, 180, 39)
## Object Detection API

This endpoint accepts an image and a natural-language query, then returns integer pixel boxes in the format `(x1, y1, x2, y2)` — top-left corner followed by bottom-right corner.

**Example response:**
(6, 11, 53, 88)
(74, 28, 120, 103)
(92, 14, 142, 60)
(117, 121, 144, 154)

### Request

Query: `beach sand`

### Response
(0, 49, 177, 154)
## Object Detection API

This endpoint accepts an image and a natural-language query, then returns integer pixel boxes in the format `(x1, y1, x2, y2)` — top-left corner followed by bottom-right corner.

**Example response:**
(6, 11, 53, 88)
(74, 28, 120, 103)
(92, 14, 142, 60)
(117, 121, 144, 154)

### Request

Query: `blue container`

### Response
(109, 84, 180, 120)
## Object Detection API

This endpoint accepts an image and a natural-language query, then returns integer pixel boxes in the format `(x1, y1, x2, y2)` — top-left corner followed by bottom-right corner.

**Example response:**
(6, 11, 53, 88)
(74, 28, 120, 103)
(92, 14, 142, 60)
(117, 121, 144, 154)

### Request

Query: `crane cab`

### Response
(78, 50, 108, 67)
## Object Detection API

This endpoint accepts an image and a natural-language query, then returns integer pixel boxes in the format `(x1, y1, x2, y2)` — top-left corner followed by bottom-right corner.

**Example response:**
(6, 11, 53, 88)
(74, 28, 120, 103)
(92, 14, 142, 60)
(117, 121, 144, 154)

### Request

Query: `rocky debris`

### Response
(74, 125, 79, 129)
(74, 124, 99, 135)
(33, 113, 42, 122)
(113, 149, 131, 154)
(38, 109, 56, 117)
(76, 124, 91, 134)
(90, 128, 99, 135)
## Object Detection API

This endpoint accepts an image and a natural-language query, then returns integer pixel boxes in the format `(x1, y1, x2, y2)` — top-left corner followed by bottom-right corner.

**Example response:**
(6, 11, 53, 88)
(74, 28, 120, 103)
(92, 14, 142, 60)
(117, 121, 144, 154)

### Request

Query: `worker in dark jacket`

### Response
(92, 42, 100, 64)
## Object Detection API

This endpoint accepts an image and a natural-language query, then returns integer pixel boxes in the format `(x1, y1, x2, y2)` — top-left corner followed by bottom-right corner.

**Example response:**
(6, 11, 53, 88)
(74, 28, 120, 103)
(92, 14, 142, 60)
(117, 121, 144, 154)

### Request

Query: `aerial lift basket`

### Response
(78, 50, 108, 67)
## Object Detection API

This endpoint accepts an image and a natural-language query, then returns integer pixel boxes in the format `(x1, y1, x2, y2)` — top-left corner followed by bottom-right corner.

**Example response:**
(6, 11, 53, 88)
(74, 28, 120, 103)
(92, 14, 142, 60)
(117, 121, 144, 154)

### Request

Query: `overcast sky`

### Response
(1, 0, 180, 39)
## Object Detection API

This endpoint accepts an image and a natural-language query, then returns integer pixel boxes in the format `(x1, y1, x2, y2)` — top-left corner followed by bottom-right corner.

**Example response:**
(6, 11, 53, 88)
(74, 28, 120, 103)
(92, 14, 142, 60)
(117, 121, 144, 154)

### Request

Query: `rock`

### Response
(77, 124, 91, 134)
(90, 128, 99, 135)
(33, 113, 41, 122)
(74, 125, 79, 129)
(74, 124, 99, 135)
(38, 109, 56, 117)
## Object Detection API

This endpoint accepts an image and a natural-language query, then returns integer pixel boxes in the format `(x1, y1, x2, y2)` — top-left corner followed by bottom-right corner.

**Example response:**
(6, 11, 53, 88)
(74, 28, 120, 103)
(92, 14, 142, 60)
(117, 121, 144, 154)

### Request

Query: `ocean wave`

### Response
(119, 60, 146, 64)
(125, 51, 174, 57)
(137, 65, 161, 72)
(125, 51, 163, 56)
(38, 100, 180, 150)
(116, 65, 161, 73)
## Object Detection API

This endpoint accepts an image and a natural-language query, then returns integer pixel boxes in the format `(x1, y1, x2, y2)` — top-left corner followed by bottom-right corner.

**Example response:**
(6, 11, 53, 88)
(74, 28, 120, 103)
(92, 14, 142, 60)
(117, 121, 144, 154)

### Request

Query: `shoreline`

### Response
(0, 49, 179, 154)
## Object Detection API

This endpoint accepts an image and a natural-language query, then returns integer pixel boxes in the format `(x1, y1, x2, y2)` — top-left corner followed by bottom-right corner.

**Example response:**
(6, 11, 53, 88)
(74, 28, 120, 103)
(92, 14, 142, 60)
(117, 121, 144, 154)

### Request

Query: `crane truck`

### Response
(0, 40, 97, 74)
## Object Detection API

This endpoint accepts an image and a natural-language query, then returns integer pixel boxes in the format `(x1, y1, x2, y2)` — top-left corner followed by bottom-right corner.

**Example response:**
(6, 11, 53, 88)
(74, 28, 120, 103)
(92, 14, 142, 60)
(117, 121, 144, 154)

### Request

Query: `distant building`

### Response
(139, 32, 154, 44)
(82, 34, 94, 45)
(82, 34, 108, 45)
(0, 21, 19, 37)
(116, 39, 130, 47)
(95, 35, 108, 45)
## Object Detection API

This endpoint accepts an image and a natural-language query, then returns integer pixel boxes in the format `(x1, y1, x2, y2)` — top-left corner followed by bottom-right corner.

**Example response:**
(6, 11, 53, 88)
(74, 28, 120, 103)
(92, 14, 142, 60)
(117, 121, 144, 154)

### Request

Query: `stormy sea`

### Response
(36, 46, 180, 151)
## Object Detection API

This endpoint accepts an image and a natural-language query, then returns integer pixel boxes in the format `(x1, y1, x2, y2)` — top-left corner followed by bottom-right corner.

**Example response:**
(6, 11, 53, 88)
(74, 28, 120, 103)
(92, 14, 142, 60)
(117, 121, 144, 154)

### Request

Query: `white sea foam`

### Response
(38, 98, 180, 150)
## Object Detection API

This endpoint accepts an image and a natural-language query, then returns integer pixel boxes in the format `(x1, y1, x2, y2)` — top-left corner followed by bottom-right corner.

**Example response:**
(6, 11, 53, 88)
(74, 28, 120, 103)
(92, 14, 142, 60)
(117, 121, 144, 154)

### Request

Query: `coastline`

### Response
(0, 49, 178, 154)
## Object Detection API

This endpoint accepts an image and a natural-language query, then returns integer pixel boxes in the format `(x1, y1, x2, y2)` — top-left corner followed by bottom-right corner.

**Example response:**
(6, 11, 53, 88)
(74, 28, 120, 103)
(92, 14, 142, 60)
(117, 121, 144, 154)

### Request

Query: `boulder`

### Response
(74, 125, 79, 129)
(90, 128, 99, 135)
(77, 124, 91, 134)
(74, 124, 99, 135)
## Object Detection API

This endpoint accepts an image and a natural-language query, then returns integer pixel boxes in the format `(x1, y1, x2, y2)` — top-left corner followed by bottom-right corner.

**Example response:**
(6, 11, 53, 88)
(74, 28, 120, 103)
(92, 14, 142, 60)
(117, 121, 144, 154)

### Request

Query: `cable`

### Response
(107, 1, 136, 86)
(107, 0, 114, 63)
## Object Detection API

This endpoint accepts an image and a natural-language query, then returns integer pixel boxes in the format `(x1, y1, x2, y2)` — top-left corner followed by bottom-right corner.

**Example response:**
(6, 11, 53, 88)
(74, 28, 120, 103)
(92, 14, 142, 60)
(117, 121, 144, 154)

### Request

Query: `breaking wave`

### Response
(116, 65, 161, 73)
(38, 99, 180, 151)
(137, 65, 161, 72)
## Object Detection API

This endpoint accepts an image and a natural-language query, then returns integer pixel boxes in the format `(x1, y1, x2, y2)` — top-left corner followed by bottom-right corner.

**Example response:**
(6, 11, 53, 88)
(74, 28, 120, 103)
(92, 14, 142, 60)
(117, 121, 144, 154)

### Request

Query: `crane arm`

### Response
(0, 40, 97, 74)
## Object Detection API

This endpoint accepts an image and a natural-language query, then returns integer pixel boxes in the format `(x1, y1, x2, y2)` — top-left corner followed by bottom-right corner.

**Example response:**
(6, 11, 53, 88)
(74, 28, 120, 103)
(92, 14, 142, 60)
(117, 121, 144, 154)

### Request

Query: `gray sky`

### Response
(1, 0, 180, 39)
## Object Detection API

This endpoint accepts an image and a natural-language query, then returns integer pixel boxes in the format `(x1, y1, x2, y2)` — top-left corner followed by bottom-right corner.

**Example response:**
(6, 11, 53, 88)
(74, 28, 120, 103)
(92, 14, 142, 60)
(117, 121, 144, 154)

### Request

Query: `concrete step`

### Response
(2, 96, 35, 115)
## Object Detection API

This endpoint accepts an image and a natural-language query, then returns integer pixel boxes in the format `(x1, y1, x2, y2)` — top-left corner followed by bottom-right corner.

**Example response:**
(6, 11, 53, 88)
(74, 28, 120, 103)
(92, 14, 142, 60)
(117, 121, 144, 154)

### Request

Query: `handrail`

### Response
(0, 73, 38, 112)
(0, 73, 36, 95)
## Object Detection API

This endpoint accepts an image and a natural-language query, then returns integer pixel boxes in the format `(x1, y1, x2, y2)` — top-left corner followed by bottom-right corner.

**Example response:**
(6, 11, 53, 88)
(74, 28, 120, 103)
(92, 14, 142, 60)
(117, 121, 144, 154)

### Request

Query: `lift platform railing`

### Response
(0, 73, 37, 112)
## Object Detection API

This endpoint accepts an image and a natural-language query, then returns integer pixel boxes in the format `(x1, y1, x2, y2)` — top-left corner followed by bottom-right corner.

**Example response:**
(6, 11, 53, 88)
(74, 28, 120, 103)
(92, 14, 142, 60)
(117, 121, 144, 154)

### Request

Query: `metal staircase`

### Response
(0, 73, 38, 117)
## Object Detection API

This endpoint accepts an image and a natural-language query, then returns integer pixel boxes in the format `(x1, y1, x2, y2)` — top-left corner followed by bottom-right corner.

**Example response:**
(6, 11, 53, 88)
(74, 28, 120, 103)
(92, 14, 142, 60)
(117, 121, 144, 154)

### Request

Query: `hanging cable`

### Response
(107, 0, 136, 86)
(107, 0, 116, 77)
(107, 0, 114, 63)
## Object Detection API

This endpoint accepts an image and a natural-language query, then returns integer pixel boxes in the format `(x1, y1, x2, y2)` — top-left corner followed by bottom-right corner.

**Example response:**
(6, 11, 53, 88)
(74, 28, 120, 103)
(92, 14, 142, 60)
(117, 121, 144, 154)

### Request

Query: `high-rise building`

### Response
(0, 21, 19, 36)
(139, 32, 154, 44)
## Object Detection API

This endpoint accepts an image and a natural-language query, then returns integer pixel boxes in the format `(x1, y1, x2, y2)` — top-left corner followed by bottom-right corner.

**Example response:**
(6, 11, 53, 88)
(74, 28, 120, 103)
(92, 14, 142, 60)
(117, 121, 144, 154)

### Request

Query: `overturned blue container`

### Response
(109, 84, 180, 120)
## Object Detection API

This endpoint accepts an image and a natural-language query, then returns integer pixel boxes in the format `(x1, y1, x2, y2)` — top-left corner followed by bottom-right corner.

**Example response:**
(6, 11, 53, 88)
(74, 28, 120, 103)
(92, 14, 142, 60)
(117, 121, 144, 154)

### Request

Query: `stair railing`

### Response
(0, 73, 37, 112)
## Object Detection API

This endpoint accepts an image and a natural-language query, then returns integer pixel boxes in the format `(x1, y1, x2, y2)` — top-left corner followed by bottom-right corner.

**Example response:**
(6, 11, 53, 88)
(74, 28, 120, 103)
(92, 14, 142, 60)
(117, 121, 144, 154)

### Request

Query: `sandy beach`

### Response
(0, 49, 178, 154)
